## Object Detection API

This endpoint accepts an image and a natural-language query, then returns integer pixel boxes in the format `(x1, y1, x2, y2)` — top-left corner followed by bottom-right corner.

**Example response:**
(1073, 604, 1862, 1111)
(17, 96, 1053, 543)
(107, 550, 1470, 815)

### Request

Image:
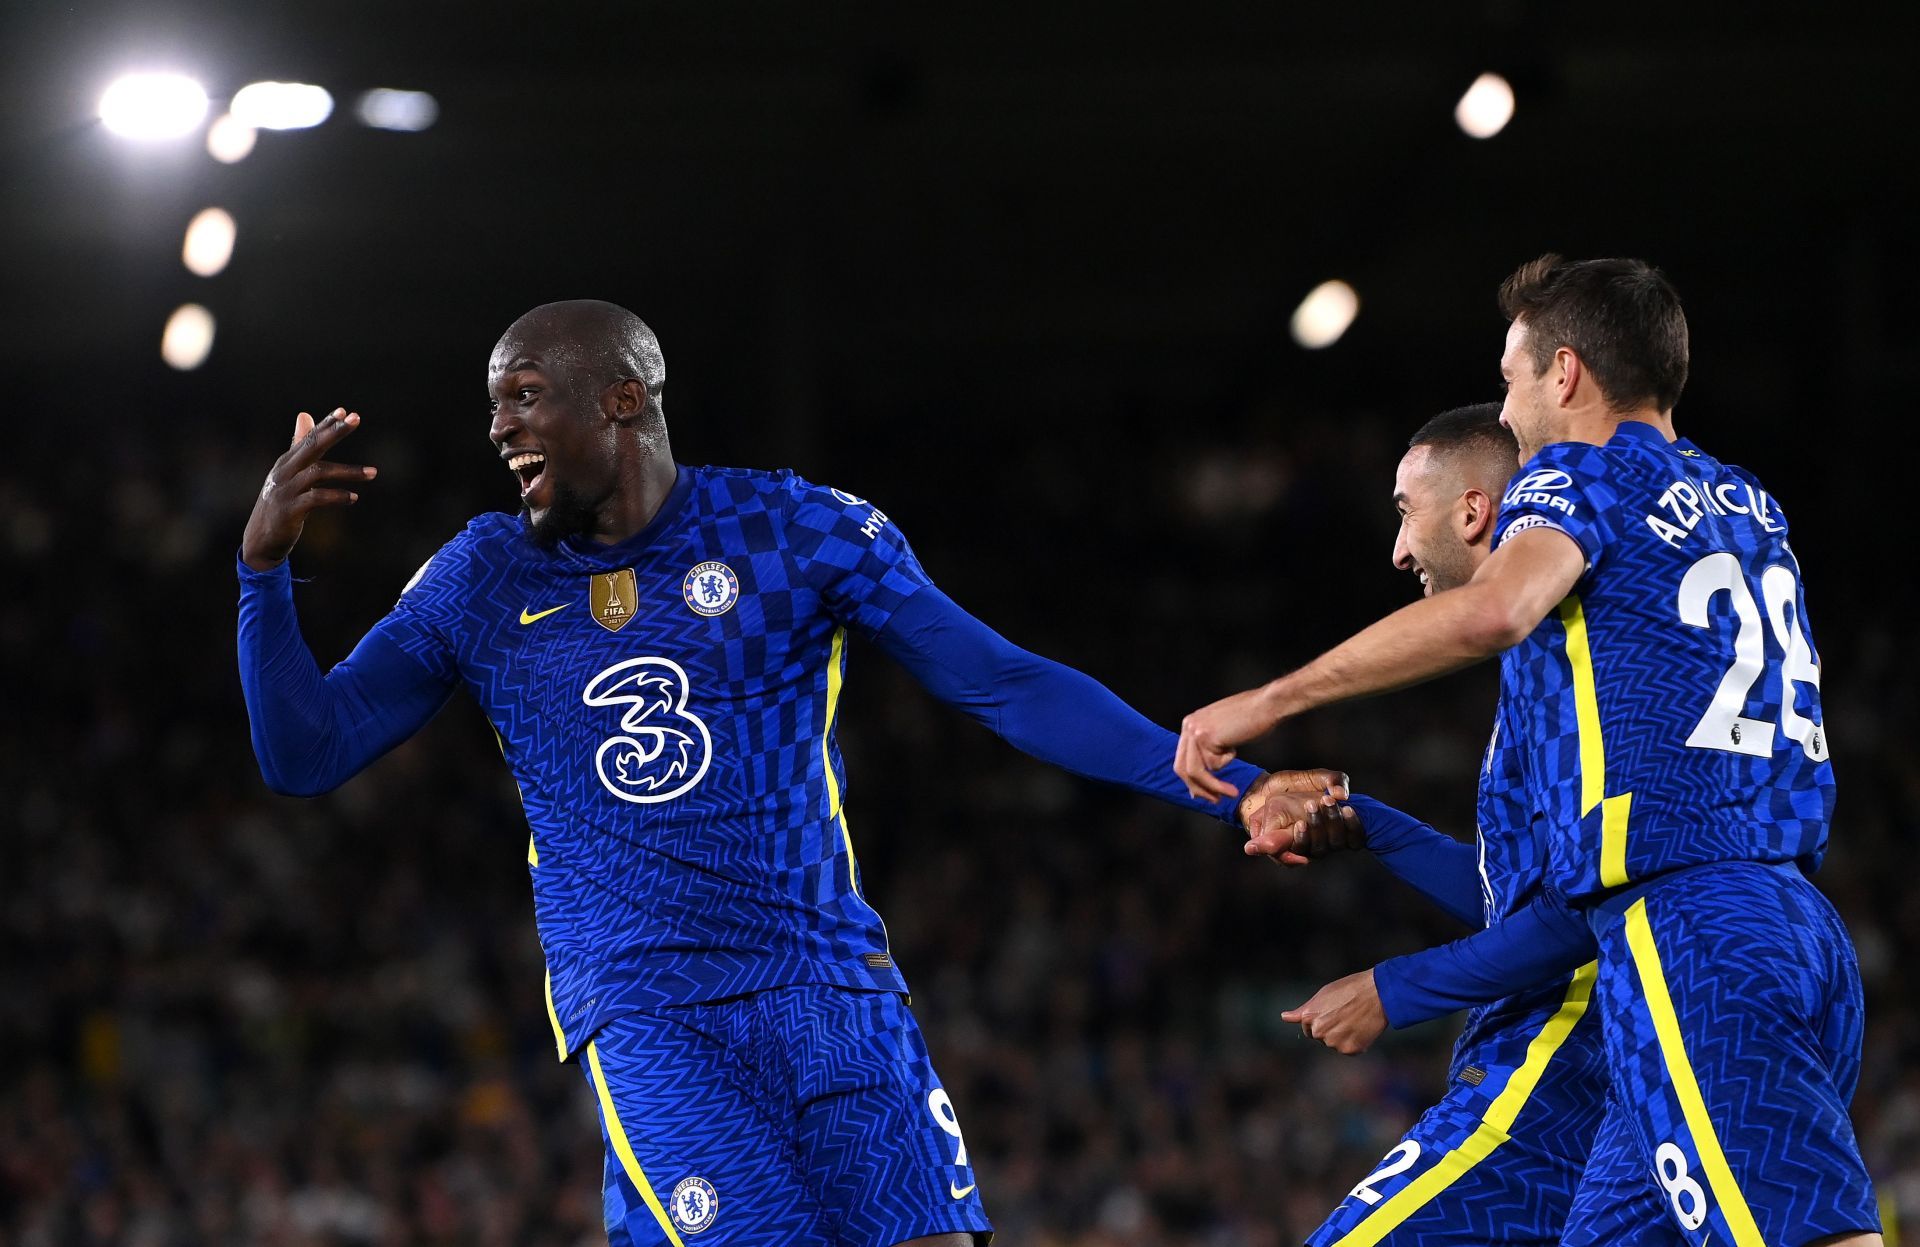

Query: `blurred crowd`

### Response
(4, 402, 1915, 1246)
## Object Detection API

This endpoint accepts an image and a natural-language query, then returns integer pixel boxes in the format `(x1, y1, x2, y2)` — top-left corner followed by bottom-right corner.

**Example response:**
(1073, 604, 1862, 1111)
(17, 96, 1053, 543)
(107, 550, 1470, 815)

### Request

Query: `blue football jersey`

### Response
(1492, 421, 1834, 902)
(1448, 688, 1598, 1121)
(378, 466, 928, 1056)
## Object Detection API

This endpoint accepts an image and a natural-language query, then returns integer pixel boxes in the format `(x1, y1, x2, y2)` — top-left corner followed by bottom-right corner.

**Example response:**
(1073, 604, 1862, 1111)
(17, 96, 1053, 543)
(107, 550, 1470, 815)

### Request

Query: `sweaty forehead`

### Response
(1395, 445, 1453, 500)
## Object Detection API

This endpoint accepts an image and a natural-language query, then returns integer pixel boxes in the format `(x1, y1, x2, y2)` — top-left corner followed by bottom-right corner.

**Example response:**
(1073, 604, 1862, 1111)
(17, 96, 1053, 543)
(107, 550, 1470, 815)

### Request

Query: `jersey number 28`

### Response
(1677, 553, 1826, 762)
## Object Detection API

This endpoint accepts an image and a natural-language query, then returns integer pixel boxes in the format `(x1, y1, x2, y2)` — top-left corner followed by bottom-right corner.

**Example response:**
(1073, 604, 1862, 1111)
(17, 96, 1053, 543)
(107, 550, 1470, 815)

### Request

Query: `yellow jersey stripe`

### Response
(1331, 962, 1597, 1247)
(821, 626, 859, 893)
(543, 967, 567, 1061)
(1560, 596, 1632, 888)
(1623, 899, 1766, 1247)
(587, 1041, 687, 1247)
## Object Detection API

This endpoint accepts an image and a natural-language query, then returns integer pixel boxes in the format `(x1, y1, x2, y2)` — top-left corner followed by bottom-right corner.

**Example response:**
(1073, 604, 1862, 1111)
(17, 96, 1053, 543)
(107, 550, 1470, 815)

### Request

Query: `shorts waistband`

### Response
(1587, 858, 1804, 931)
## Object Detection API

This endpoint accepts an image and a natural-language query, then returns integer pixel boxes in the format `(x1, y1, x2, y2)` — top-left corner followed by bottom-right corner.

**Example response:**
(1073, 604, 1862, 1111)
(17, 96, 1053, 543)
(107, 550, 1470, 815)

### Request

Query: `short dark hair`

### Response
(1408, 402, 1511, 457)
(1498, 254, 1689, 413)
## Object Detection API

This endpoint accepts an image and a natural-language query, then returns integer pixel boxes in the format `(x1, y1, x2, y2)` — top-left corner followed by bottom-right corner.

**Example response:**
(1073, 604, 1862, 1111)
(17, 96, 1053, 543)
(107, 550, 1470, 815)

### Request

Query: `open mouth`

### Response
(508, 451, 547, 501)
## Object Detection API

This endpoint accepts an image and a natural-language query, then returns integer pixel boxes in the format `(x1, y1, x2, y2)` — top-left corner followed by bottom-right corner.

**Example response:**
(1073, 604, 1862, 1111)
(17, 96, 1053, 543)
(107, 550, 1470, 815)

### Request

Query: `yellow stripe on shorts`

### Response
(587, 1039, 687, 1247)
(1623, 898, 1766, 1247)
(1331, 962, 1598, 1247)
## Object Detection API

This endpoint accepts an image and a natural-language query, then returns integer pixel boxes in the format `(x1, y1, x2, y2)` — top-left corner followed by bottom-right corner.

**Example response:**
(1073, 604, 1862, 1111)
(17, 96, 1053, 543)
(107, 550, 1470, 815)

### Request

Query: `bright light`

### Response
(356, 88, 438, 132)
(206, 113, 257, 162)
(182, 208, 236, 277)
(1455, 73, 1516, 139)
(161, 304, 216, 370)
(1290, 280, 1360, 349)
(230, 81, 333, 130)
(99, 74, 209, 139)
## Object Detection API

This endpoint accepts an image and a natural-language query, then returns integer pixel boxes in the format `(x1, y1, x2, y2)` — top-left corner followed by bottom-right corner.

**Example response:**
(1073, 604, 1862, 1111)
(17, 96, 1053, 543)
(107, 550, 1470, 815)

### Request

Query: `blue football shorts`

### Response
(1308, 965, 1655, 1246)
(579, 984, 992, 1247)
(1579, 860, 1879, 1245)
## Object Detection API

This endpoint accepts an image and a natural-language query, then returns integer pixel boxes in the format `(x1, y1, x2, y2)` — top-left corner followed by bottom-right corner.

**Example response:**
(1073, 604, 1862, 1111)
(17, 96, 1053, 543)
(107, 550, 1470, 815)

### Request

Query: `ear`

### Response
(1459, 487, 1498, 546)
(1553, 346, 1584, 409)
(601, 378, 651, 425)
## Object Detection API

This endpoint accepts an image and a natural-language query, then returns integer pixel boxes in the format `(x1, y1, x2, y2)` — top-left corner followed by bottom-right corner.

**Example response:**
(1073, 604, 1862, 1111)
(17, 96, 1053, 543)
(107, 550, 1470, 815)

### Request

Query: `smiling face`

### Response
(1391, 444, 1485, 596)
(487, 341, 617, 546)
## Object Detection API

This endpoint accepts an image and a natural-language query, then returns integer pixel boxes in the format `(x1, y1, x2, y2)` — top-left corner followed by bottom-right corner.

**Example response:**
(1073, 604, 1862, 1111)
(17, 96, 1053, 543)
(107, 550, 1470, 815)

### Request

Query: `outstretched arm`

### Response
(874, 585, 1277, 823)
(1174, 527, 1585, 799)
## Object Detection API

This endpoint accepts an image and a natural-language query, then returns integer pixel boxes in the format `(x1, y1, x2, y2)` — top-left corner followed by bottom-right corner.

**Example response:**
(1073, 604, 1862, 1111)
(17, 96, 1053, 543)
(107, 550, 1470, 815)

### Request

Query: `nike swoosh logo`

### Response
(519, 603, 570, 625)
(949, 1182, 976, 1200)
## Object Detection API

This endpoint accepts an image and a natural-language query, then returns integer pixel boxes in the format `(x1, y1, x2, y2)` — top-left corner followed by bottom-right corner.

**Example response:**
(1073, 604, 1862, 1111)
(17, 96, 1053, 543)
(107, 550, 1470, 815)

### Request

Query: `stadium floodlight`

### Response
(162, 304, 216, 370)
(230, 81, 333, 130)
(1290, 280, 1360, 350)
(183, 208, 236, 277)
(355, 88, 438, 132)
(206, 113, 257, 162)
(1455, 73, 1516, 139)
(99, 73, 209, 139)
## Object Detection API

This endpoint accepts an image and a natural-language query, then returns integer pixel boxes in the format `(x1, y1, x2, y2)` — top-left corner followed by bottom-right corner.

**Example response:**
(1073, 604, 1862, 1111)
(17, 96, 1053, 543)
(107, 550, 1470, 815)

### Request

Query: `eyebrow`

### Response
(1391, 490, 1409, 507)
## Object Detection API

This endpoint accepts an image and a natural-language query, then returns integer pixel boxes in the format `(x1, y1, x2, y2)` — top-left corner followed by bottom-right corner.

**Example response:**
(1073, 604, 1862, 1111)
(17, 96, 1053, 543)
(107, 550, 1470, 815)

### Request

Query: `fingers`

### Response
(281, 408, 362, 472)
(294, 486, 361, 511)
(1174, 729, 1239, 801)
(291, 411, 315, 448)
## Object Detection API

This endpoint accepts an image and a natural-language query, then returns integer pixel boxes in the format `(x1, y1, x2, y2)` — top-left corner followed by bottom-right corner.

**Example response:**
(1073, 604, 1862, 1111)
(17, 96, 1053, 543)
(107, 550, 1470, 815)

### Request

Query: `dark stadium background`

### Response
(4, 4, 1916, 1243)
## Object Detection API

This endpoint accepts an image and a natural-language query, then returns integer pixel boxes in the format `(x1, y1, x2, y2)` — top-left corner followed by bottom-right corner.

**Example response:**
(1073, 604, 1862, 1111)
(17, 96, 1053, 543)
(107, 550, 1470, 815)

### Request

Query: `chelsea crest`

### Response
(682, 561, 740, 618)
(670, 1176, 718, 1234)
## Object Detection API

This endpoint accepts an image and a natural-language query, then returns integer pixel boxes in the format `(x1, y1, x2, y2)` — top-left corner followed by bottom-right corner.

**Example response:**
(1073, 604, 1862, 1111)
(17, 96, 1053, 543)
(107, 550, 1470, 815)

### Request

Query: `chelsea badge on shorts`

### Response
(682, 561, 739, 617)
(670, 1176, 718, 1235)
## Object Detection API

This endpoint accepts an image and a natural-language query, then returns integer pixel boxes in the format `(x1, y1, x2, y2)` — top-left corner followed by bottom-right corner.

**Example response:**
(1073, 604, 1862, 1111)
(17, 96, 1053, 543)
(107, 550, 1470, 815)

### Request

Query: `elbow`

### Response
(259, 766, 333, 799)
(1465, 592, 1537, 654)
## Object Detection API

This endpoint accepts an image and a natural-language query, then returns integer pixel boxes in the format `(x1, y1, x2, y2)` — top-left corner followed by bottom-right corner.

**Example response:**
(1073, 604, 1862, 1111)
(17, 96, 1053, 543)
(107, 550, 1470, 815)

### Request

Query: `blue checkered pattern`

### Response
(1582, 862, 1878, 1244)
(588, 987, 991, 1247)
(1491, 423, 1835, 902)
(377, 467, 929, 1051)
(1307, 692, 1633, 1244)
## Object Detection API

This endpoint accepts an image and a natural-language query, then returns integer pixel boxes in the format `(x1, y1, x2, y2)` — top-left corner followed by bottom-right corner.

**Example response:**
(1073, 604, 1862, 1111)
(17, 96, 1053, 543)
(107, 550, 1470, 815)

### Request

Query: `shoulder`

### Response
(696, 464, 880, 527)
(400, 511, 516, 598)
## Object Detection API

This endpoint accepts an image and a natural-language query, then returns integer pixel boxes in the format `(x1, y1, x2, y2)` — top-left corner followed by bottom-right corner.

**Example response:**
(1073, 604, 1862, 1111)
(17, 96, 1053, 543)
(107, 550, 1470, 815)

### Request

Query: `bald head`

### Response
(492, 299, 666, 418)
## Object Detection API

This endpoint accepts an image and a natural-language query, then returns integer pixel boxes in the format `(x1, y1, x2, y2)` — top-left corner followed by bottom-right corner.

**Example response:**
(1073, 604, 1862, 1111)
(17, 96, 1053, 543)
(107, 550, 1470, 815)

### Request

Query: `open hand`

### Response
(1175, 684, 1282, 800)
(242, 409, 377, 571)
(1237, 769, 1352, 866)
(1282, 969, 1387, 1055)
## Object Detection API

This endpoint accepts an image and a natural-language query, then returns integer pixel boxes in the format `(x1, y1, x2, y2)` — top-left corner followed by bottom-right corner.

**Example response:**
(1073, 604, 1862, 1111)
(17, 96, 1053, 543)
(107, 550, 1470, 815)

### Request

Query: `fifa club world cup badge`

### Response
(669, 1176, 718, 1235)
(682, 561, 740, 618)
(590, 568, 639, 633)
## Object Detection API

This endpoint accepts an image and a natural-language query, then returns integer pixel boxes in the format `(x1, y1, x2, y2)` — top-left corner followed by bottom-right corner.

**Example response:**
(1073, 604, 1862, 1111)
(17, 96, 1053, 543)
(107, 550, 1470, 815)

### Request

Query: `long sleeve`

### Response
(1372, 884, 1596, 1028)
(1343, 794, 1484, 927)
(237, 557, 457, 796)
(873, 585, 1263, 824)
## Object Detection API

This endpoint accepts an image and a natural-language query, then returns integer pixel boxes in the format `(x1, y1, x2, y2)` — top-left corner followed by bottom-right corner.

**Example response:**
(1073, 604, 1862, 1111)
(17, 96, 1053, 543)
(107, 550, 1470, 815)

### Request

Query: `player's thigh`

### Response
(773, 987, 993, 1247)
(1563, 1095, 1685, 1247)
(1594, 865, 1880, 1246)
(581, 1003, 833, 1247)
(1304, 1091, 1584, 1247)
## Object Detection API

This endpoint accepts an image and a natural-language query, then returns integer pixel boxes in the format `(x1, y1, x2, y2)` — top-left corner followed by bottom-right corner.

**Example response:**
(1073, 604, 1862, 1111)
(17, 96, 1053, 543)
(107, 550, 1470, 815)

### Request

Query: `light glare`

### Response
(162, 304, 216, 370)
(231, 81, 334, 130)
(99, 74, 209, 139)
(206, 113, 257, 162)
(355, 88, 439, 132)
(1290, 280, 1360, 350)
(1455, 73, 1516, 140)
(183, 208, 237, 277)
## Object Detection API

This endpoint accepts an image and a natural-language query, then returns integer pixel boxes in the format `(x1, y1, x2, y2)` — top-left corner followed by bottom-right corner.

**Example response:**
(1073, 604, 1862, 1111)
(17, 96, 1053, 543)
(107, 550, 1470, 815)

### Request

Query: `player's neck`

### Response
(587, 446, 679, 545)
(1565, 407, 1674, 447)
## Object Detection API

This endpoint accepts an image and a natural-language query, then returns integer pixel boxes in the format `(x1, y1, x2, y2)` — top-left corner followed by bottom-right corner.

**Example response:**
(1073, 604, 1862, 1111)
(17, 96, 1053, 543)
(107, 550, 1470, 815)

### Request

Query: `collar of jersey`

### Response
(540, 463, 696, 572)
(1607, 419, 1683, 452)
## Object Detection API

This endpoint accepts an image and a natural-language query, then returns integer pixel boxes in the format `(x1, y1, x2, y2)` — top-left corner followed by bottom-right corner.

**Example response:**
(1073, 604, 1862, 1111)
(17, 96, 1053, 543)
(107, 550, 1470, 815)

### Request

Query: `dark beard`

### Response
(522, 480, 601, 548)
